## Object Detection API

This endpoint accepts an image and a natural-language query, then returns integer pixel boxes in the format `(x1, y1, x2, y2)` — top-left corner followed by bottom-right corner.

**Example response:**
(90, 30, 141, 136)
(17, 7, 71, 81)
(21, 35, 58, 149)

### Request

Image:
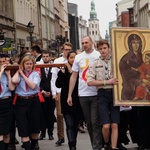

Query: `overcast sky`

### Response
(68, 0, 121, 38)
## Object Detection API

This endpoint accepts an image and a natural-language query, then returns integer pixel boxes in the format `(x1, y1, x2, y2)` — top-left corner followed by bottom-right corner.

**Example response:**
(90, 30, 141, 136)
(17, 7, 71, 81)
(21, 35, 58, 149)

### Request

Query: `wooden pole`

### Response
(5, 63, 66, 70)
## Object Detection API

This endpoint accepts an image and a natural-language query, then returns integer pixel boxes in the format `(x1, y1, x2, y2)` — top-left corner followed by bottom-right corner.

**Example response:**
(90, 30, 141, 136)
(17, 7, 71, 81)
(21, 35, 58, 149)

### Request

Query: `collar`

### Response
(62, 55, 67, 62)
(36, 54, 41, 59)
(100, 55, 111, 62)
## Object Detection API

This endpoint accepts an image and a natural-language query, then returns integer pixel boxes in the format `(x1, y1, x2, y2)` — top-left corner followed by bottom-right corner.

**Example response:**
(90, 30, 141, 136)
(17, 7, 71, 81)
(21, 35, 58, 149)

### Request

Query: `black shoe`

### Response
(104, 142, 111, 150)
(138, 144, 147, 150)
(49, 135, 54, 140)
(117, 143, 127, 150)
(34, 141, 40, 150)
(21, 144, 24, 148)
(8, 144, 16, 150)
(70, 147, 76, 150)
(38, 133, 45, 140)
(55, 138, 65, 146)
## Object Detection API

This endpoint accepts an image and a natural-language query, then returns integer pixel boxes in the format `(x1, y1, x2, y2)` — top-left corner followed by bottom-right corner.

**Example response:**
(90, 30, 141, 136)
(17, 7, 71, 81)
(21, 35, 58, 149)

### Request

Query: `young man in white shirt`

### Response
(67, 36, 102, 150)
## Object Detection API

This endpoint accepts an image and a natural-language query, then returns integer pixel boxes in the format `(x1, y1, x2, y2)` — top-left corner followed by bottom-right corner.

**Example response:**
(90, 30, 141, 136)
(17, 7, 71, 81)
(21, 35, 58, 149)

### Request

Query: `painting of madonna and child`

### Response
(111, 27, 150, 106)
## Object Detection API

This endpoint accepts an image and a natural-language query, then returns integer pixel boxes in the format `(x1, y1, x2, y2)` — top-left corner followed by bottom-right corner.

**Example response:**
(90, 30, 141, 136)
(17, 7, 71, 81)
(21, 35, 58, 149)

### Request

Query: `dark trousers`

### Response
(78, 108, 85, 127)
(64, 113, 79, 149)
(128, 107, 140, 145)
(79, 96, 102, 150)
(9, 108, 16, 144)
(137, 107, 150, 147)
(41, 97, 56, 136)
(118, 111, 130, 145)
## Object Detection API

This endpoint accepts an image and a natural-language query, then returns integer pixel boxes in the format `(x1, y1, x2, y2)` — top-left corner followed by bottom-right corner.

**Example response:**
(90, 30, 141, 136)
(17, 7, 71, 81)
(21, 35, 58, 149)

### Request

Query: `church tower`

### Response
(105, 30, 110, 41)
(88, 0, 101, 43)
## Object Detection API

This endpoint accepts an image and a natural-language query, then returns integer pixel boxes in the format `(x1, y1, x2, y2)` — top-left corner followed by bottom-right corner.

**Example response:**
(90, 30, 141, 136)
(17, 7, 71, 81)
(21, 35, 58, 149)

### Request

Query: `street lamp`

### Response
(0, 24, 5, 46)
(26, 21, 35, 46)
(55, 35, 66, 57)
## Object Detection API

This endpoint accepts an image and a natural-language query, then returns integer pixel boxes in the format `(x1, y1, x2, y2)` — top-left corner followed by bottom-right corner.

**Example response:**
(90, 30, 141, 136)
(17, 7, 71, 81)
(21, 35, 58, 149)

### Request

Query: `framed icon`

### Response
(111, 27, 150, 106)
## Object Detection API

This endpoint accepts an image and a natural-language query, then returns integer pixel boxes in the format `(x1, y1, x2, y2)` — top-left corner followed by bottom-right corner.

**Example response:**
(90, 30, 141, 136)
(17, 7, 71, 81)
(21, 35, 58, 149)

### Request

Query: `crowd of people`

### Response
(0, 36, 149, 150)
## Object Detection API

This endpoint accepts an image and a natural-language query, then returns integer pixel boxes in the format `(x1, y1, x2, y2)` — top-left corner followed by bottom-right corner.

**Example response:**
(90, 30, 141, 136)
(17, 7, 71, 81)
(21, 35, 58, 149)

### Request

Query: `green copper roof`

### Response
(90, 0, 97, 19)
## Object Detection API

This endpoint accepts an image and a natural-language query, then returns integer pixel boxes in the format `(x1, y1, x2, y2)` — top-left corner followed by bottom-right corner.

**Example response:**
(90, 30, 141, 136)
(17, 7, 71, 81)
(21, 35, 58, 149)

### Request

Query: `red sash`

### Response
(23, 71, 33, 91)
(13, 94, 18, 105)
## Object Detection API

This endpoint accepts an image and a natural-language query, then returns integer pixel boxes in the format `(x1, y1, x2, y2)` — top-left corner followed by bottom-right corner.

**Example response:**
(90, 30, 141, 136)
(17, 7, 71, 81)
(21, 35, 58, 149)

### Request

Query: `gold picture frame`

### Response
(111, 27, 150, 106)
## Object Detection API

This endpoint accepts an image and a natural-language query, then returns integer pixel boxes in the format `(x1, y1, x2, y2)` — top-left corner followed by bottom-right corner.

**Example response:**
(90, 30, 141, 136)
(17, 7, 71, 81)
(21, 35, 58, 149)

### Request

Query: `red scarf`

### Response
(23, 71, 33, 92)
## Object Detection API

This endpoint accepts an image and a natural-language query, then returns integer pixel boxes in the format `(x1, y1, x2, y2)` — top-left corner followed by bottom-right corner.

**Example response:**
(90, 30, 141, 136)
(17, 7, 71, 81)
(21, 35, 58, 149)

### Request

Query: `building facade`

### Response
(68, 2, 79, 50)
(116, 0, 134, 27)
(0, 0, 15, 54)
(133, 0, 149, 28)
(78, 16, 88, 49)
(40, 0, 55, 50)
(0, 0, 70, 56)
(14, 0, 40, 53)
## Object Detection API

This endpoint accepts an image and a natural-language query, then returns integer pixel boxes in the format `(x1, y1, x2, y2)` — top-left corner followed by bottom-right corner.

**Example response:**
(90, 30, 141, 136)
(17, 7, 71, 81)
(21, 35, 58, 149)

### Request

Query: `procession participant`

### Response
(87, 39, 120, 150)
(56, 51, 81, 150)
(0, 61, 15, 150)
(38, 50, 55, 141)
(12, 54, 41, 150)
(51, 42, 72, 146)
(67, 36, 102, 150)
(31, 45, 43, 64)
(0, 54, 20, 150)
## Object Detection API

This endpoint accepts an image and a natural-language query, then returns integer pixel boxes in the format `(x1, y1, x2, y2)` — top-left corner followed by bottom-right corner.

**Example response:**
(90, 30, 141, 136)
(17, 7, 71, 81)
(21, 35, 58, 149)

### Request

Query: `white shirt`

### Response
(72, 49, 100, 96)
(51, 56, 67, 95)
(15, 71, 41, 96)
(36, 54, 44, 64)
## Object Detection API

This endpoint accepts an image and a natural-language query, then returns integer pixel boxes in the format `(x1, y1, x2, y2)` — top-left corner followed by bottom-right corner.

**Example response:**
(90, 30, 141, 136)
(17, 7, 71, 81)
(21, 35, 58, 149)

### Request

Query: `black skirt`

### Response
(0, 97, 13, 135)
(15, 96, 42, 137)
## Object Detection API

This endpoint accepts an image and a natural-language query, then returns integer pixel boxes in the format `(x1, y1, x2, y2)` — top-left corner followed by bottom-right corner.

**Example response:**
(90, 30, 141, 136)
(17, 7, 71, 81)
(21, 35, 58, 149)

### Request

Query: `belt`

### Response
(18, 94, 38, 99)
(0, 96, 10, 100)
(98, 89, 112, 92)
(44, 95, 50, 97)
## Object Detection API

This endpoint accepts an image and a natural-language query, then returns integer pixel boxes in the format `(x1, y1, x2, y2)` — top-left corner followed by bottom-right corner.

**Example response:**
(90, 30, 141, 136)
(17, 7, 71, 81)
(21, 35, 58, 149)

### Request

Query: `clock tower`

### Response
(88, 0, 101, 43)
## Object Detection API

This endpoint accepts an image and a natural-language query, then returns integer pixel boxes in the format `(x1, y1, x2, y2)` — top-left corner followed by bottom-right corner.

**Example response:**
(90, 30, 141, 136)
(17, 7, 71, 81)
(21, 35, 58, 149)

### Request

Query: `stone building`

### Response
(0, 0, 15, 54)
(0, 0, 70, 56)
(133, 0, 150, 28)
(78, 16, 88, 49)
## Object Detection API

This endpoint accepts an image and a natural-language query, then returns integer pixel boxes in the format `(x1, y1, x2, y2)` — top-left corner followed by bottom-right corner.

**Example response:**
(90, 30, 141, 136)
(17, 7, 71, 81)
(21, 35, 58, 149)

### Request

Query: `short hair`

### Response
(82, 36, 93, 42)
(42, 50, 51, 56)
(62, 42, 72, 49)
(96, 39, 110, 48)
(0, 53, 10, 58)
(18, 50, 31, 64)
(20, 54, 36, 71)
(0, 54, 13, 64)
(31, 45, 42, 54)
(19, 50, 31, 58)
